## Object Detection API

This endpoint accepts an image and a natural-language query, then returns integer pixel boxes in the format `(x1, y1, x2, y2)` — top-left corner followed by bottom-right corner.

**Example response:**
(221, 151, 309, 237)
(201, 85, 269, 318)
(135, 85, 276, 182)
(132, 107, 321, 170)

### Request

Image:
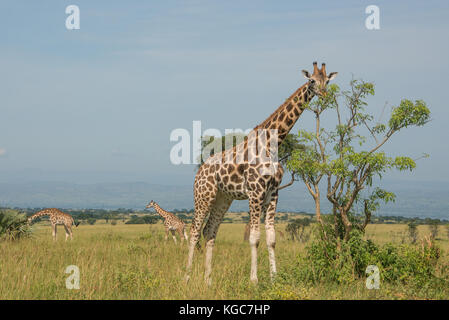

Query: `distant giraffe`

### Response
(28, 208, 79, 241)
(278, 229, 285, 240)
(146, 200, 188, 244)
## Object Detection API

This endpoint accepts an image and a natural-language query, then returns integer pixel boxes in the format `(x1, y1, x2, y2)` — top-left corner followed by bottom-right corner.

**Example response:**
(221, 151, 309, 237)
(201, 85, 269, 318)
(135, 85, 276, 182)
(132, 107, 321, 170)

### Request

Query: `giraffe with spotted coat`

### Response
(185, 62, 338, 284)
(146, 200, 188, 244)
(27, 208, 79, 241)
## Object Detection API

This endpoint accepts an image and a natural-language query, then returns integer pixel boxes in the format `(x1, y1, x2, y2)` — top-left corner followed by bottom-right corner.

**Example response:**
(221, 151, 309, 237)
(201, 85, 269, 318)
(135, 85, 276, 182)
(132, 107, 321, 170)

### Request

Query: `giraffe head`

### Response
(145, 200, 155, 209)
(302, 62, 338, 97)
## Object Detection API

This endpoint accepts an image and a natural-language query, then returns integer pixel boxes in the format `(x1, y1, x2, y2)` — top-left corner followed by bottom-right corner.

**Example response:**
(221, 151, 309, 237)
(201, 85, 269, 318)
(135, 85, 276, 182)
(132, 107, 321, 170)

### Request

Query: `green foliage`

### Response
(87, 218, 97, 225)
(388, 99, 430, 131)
(0, 210, 32, 240)
(285, 218, 311, 242)
(292, 228, 442, 287)
(286, 77, 431, 241)
(125, 215, 159, 225)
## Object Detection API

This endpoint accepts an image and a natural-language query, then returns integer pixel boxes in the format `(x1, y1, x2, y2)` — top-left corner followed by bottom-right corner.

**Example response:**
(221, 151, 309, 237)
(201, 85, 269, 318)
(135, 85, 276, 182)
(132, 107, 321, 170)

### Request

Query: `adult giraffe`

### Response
(186, 62, 337, 284)
(28, 208, 79, 241)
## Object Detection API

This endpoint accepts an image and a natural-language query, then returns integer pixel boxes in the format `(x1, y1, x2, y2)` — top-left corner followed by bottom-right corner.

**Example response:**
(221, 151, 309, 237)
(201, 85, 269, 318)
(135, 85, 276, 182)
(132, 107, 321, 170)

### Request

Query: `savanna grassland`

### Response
(1, 220, 449, 300)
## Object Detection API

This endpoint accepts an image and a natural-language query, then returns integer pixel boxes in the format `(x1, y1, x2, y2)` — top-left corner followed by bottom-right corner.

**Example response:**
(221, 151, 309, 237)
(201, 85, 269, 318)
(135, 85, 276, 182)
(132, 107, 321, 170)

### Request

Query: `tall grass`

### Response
(0, 222, 448, 299)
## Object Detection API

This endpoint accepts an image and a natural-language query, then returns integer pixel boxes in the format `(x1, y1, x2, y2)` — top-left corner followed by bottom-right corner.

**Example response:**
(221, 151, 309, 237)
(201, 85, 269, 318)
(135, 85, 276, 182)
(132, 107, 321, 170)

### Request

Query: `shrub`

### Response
(408, 220, 419, 244)
(125, 216, 159, 224)
(292, 227, 442, 287)
(0, 210, 32, 240)
(111, 220, 117, 226)
(286, 218, 311, 242)
(87, 218, 97, 225)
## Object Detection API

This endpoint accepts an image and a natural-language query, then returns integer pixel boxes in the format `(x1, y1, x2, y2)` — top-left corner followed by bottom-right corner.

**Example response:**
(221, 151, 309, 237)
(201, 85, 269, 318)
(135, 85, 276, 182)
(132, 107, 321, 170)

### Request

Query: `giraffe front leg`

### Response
(248, 196, 263, 284)
(265, 191, 279, 281)
(52, 224, 57, 241)
(178, 229, 184, 244)
(64, 225, 70, 241)
(164, 227, 169, 241)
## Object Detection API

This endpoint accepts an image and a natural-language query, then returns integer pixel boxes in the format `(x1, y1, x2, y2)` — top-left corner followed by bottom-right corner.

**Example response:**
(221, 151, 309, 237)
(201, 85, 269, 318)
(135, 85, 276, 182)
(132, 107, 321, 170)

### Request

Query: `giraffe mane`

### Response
(253, 84, 307, 131)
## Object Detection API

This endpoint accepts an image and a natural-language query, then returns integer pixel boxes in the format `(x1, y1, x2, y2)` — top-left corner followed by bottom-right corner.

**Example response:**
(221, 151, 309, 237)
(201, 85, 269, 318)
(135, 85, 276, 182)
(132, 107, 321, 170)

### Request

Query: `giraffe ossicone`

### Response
(186, 62, 338, 285)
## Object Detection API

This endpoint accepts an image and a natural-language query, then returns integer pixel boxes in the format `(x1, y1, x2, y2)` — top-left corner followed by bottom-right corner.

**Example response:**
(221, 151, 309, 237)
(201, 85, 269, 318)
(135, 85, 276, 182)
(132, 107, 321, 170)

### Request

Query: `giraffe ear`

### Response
(328, 72, 338, 81)
(302, 70, 311, 79)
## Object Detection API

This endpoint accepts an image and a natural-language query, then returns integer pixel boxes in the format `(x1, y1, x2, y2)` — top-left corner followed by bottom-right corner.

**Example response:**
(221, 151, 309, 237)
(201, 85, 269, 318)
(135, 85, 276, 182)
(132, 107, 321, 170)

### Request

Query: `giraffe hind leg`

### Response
(170, 230, 178, 244)
(202, 192, 233, 285)
(185, 180, 218, 282)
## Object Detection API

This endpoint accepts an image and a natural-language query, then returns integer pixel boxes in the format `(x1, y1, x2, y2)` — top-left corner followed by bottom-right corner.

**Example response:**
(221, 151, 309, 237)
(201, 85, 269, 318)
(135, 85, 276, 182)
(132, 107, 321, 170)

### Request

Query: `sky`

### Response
(1, 0, 449, 187)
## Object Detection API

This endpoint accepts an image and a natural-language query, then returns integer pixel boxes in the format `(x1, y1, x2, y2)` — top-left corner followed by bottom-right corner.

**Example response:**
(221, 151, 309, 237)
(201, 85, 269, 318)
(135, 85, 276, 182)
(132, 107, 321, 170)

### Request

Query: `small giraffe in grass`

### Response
(186, 62, 337, 284)
(145, 200, 188, 244)
(27, 208, 79, 241)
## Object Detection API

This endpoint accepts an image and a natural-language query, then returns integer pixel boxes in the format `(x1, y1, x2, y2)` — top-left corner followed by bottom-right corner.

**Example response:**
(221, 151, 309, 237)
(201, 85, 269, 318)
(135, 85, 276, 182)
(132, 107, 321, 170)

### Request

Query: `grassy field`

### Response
(1, 220, 448, 300)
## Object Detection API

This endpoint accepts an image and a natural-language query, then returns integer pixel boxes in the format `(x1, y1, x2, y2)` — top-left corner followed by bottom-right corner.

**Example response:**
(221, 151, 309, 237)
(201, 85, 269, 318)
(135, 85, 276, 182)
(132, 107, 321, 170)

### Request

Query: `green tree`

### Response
(287, 78, 430, 243)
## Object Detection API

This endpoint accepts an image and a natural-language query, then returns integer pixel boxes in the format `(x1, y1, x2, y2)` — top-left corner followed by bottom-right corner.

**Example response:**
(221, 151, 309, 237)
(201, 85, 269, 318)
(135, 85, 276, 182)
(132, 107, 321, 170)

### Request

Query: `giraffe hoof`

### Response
(250, 277, 259, 285)
(204, 277, 212, 287)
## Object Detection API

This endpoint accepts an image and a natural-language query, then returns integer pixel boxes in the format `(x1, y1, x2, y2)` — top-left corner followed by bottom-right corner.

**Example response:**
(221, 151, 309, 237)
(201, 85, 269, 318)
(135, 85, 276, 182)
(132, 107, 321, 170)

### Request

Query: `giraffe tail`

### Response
(72, 218, 80, 227)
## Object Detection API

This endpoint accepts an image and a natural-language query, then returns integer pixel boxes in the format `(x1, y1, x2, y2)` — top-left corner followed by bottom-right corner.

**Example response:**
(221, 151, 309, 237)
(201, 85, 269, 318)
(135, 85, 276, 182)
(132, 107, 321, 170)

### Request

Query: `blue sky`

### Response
(1, 0, 448, 186)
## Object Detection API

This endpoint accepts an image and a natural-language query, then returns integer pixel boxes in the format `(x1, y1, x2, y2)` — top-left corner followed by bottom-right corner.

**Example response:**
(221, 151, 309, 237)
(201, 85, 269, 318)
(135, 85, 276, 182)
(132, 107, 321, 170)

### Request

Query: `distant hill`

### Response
(0, 180, 448, 219)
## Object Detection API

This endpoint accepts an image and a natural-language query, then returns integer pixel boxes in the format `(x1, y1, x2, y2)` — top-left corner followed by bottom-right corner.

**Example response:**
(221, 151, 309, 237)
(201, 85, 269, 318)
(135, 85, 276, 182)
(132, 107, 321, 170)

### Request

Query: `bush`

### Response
(87, 218, 97, 225)
(292, 227, 442, 286)
(286, 218, 311, 242)
(111, 220, 117, 226)
(125, 216, 159, 225)
(0, 210, 32, 240)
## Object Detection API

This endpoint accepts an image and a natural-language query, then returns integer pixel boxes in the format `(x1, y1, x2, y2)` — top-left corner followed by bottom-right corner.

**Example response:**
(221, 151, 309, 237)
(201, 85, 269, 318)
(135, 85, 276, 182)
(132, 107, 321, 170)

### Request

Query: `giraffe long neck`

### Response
(153, 204, 171, 220)
(254, 81, 313, 146)
(28, 210, 52, 222)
